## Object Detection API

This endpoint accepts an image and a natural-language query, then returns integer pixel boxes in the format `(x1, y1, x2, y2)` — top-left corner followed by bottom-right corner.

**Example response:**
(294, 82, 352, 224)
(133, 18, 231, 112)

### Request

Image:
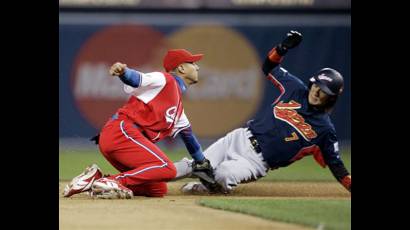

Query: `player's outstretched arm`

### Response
(262, 31, 302, 75)
(178, 127, 216, 184)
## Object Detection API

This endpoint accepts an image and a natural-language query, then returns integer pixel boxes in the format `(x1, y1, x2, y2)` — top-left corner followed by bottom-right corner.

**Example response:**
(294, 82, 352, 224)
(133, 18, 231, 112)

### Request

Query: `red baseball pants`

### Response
(98, 117, 176, 197)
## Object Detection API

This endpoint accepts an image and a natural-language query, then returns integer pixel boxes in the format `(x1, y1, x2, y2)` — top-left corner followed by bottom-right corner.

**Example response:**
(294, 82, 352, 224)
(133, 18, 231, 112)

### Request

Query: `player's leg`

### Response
(128, 182, 168, 197)
(173, 128, 245, 180)
(213, 156, 260, 191)
(63, 119, 111, 198)
(96, 120, 176, 197)
(173, 157, 194, 180)
(182, 155, 258, 194)
(212, 128, 269, 192)
(92, 163, 173, 199)
(103, 139, 177, 186)
(63, 163, 103, 197)
(181, 128, 268, 194)
(91, 177, 133, 199)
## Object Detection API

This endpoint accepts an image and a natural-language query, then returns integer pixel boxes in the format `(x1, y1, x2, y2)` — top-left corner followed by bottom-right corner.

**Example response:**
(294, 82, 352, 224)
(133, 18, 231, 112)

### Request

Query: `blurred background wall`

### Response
(59, 0, 350, 148)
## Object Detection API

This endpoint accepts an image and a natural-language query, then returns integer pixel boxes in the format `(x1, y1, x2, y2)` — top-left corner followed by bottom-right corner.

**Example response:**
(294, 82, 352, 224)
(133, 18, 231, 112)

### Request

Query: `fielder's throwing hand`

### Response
(109, 62, 127, 76)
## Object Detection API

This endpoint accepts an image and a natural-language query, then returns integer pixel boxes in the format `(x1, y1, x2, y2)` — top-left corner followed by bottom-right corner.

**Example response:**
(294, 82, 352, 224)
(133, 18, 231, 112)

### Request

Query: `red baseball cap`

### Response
(163, 49, 203, 72)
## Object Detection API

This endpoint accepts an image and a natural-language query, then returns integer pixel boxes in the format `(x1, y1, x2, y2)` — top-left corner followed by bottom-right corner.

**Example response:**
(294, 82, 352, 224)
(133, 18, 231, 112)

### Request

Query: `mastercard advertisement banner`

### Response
(70, 23, 264, 138)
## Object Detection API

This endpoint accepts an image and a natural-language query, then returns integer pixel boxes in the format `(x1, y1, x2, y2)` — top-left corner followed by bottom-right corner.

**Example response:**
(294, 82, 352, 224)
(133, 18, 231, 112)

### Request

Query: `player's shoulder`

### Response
(274, 67, 308, 89)
(135, 71, 167, 88)
(314, 117, 338, 146)
(322, 115, 337, 133)
(311, 111, 336, 133)
(143, 71, 166, 78)
(155, 71, 178, 82)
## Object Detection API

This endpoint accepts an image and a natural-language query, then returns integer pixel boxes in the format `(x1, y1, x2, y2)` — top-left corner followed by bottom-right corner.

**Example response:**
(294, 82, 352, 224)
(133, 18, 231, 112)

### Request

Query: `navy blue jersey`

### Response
(248, 66, 343, 169)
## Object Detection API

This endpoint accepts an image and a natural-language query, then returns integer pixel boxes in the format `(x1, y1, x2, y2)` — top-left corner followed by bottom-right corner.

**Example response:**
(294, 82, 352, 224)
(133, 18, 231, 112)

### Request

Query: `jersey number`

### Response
(285, 132, 299, 142)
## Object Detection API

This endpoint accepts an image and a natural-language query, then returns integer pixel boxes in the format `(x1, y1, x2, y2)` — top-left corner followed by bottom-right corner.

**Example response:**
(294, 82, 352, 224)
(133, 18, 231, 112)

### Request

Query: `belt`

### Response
(249, 135, 262, 154)
(111, 113, 144, 132)
(246, 128, 270, 171)
(111, 113, 134, 122)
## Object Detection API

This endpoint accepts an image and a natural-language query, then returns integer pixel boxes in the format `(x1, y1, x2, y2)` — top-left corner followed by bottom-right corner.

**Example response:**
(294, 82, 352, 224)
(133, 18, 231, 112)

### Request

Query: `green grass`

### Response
(59, 147, 350, 181)
(199, 199, 351, 230)
(261, 153, 351, 182)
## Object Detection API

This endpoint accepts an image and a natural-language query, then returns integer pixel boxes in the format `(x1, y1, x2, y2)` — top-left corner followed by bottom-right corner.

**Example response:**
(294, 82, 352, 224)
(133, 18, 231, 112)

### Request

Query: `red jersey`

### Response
(117, 71, 190, 142)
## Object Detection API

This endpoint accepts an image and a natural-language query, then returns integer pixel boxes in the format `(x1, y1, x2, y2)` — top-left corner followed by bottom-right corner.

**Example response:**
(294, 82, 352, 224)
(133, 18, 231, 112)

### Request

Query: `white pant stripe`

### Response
(117, 120, 168, 179)
(115, 164, 167, 180)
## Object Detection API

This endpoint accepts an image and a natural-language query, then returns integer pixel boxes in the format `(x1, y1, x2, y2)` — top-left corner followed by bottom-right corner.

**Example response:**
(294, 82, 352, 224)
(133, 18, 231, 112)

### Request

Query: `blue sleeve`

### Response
(119, 67, 142, 87)
(178, 127, 205, 162)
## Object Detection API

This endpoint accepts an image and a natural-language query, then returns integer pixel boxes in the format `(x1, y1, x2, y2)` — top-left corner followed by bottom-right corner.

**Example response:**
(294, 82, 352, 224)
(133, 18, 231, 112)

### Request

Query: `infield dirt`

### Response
(59, 181, 350, 230)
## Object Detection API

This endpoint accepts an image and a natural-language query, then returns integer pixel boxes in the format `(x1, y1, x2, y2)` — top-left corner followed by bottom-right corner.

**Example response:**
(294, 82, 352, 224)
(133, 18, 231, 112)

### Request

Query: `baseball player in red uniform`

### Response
(63, 49, 214, 199)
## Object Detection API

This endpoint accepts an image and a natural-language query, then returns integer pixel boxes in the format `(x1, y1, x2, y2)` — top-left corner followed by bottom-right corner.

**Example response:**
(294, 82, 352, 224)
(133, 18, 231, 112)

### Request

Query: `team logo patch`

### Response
(284, 132, 299, 142)
(318, 74, 333, 82)
(273, 100, 317, 141)
(333, 142, 339, 152)
(165, 106, 177, 123)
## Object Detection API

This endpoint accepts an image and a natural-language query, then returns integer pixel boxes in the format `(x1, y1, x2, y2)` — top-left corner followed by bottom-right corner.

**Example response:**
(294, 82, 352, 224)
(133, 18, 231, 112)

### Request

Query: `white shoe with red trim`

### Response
(63, 164, 103, 197)
(90, 178, 133, 199)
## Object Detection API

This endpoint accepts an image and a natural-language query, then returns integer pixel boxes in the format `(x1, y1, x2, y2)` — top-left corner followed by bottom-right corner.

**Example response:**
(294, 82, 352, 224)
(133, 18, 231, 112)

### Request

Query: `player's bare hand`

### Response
(109, 62, 127, 76)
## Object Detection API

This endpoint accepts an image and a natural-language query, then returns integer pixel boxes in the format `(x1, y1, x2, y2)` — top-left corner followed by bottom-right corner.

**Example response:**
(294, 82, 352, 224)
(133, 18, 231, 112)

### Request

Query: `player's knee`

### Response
(147, 185, 167, 197)
(145, 183, 168, 197)
(214, 165, 236, 190)
(215, 164, 233, 179)
(128, 182, 168, 197)
(164, 162, 177, 180)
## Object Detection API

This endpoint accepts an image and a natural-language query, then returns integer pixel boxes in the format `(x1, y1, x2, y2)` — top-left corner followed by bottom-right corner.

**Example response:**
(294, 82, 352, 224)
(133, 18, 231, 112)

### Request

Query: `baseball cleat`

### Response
(63, 163, 103, 197)
(180, 182, 209, 194)
(90, 178, 133, 199)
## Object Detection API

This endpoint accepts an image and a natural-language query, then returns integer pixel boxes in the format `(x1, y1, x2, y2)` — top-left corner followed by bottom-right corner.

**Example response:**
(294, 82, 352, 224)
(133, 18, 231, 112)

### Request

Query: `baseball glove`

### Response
(90, 134, 100, 145)
(192, 158, 216, 184)
(276, 30, 303, 56)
